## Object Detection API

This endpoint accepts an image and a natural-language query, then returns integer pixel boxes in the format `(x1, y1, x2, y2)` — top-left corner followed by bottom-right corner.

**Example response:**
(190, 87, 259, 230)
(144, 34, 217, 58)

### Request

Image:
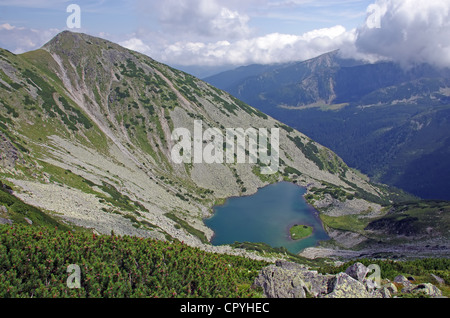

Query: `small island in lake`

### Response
(289, 224, 313, 240)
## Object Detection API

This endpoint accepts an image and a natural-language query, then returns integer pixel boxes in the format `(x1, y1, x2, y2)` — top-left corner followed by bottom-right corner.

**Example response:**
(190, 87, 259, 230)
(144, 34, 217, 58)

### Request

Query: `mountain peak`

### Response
(42, 30, 122, 55)
(43, 30, 86, 48)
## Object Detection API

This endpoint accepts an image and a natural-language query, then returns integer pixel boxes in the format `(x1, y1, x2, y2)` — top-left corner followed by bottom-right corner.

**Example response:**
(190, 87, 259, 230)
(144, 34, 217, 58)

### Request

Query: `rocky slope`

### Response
(0, 31, 427, 258)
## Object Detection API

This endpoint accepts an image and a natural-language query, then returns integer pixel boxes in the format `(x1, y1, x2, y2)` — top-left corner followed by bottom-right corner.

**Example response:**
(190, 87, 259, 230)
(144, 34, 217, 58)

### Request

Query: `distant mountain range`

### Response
(205, 51, 450, 200)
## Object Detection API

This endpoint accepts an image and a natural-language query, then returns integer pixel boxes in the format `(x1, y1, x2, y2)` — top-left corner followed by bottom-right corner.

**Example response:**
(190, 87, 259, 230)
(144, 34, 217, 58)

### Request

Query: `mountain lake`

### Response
(204, 181, 330, 254)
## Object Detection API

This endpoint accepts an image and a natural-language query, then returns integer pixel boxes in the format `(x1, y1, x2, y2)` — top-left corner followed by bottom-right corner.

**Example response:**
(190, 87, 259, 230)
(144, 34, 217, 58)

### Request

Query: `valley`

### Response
(205, 51, 450, 201)
(0, 31, 448, 289)
(0, 31, 402, 259)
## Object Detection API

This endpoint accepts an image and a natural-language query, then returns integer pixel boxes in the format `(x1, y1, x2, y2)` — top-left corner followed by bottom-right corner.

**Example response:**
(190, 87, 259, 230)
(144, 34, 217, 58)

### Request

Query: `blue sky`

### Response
(1, 0, 450, 75)
(0, 1, 372, 35)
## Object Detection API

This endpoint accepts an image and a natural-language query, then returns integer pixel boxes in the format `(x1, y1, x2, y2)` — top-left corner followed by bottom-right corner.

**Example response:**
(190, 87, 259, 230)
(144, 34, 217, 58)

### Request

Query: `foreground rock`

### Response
(253, 261, 444, 298)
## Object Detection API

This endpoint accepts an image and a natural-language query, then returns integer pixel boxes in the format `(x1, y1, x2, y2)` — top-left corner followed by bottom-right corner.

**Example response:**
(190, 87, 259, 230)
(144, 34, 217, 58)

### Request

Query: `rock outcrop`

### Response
(0, 132, 22, 169)
(253, 261, 444, 298)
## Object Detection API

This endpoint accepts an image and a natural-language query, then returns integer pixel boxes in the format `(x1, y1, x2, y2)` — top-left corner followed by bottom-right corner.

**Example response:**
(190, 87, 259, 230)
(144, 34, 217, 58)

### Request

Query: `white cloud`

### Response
(2, 0, 449, 70)
(0, 23, 17, 31)
(354, 0, 450, 68)
(155, 0, 450, 68)
(0, 24, 60, 54)
(144, 0, 251, 40)
(159, 25, 352, 66)
(119, 38, 152, 55)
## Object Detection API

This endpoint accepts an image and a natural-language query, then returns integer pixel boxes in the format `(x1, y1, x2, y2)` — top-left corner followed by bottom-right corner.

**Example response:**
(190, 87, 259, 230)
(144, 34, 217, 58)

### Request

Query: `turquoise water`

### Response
(204, 182, 330, 254)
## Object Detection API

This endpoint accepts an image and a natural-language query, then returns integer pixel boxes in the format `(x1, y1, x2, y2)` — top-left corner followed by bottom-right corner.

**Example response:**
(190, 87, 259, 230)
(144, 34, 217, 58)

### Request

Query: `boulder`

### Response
(377, 287, 392, 298)
(394, 275, 411, 285)
(299, 269, 334, 297)
(253, 261, 332, 298)
(345, 262, 369, 282)
(0, 217, 12, 225)
(384, 282, 398, 294)
(253, 262, 310, 298)
(325, 273, 371, 298)
(394, 275, 416, 293)
(411, 283, 443, 298)
(363, 278, 378, 292)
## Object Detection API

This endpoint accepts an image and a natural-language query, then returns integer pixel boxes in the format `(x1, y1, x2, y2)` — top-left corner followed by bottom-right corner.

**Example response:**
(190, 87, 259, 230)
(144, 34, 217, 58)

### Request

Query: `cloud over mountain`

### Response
(146, 0, 450, 69)
(0, 23, 59, 54)
(161, 25, 352, 66)
(1, 0, 449, 69)
(354, 0, 450, 68)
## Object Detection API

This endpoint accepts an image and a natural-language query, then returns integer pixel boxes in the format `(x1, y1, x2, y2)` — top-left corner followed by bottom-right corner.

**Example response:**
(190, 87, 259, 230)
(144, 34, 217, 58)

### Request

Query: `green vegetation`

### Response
(230, 95, 268, 119)
(320, 214, 371, 233)
(21, 69, 93, 131)
(283, 166, 302, 177)
(98, 181, 148, 214)
(0, 180, 71, 230)
(366, 200, 450, 237)
(165, 212, 208, 244)
(306, 184, 353, 203)
(289, 224, 313, 240)
(288, 135, 325, 170)
(119, 58, 145, 79)
(251, 165, 281, 184)
(0, 224, 269, 298)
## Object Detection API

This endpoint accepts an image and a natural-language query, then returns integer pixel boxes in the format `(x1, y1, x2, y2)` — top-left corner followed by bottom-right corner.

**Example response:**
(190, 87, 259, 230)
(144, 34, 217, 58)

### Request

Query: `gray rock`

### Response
(253, 264, 308, 298)
(384, 282, 398, 294)
(345, 262, 369, 282)
(394, 275, 417, 293)
(0, 217, 13, 225)
(394, 275, 411, 285)
(253, 261, 333, 298)
(363, 278, 378, 291)
(411, 283, 443, 298)
(377, 287, 392, 298)
(325, 272, 371, 298)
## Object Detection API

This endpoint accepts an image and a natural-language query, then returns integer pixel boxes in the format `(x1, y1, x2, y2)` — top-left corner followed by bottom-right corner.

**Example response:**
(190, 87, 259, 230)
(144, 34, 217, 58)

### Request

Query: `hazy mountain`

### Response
(204, 51, 450, 201)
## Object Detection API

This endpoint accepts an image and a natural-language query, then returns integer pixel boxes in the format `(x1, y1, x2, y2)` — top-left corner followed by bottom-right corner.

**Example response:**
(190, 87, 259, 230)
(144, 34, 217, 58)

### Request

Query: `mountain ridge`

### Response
(204, 51, 450, 201)
(0, 31, 447, 260)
